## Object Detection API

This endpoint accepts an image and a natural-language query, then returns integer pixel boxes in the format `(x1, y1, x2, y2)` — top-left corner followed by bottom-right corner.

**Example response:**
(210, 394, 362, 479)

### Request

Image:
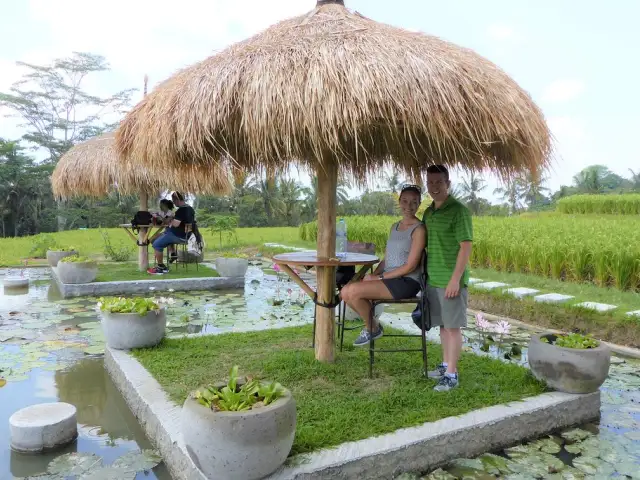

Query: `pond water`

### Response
(1, 264, 638, 479)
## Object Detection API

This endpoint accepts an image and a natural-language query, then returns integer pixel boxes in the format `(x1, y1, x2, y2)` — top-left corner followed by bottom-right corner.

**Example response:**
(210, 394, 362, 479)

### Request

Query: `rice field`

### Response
(557, 193, 640, 215)
(300, 214, 640, 292)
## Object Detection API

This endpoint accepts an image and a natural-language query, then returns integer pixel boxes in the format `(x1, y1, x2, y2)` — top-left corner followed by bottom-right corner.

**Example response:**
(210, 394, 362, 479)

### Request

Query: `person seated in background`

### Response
(151, 199, 176, 261)
(148, 192, 196, 275)
(340, 184, 426, 346)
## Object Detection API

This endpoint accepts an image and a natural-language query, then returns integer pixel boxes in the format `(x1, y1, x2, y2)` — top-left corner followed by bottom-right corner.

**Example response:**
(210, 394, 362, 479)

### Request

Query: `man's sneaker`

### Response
(147, 265, 168, 275)
(427, 363, 447, 378)
(353, 325, 384, 347)
(434, 374, 459, 392)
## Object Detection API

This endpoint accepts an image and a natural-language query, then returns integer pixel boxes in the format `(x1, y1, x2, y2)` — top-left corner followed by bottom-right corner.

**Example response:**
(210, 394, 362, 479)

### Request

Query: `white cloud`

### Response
(542, 79, 586, 103)
(487, 24, 515, 41)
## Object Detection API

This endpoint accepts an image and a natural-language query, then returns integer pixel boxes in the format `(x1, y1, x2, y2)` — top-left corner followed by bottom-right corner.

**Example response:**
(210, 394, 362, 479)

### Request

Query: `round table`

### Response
(272, 252, 379, 300)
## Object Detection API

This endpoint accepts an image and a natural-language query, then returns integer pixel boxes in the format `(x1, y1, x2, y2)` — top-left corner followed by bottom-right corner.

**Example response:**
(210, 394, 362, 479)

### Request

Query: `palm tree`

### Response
(382, 171, 404, 193)
(250, 174, 284, 225)
(302, 177, 349, 220)
(279, 178, 304, 226)
(494, 179, 524, 215)
(459, 172, 487, 215)
(520, 172, 550, 208)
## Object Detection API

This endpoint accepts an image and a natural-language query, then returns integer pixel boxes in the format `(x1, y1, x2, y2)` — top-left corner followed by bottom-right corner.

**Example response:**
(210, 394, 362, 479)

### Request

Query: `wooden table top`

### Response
(273, 252, 379, 267)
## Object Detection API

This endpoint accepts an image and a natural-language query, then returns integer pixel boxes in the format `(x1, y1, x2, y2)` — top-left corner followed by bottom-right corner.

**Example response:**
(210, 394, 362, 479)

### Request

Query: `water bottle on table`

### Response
(336, 218, 348, 259)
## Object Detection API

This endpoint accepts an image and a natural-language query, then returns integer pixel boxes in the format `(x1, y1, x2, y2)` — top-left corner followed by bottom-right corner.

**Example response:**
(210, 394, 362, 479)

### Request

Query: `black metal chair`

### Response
(366, 262, 430, 378)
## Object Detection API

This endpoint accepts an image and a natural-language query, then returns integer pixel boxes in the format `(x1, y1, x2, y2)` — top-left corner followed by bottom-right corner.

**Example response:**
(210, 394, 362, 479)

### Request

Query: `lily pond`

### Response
(1, 263, 639, 480)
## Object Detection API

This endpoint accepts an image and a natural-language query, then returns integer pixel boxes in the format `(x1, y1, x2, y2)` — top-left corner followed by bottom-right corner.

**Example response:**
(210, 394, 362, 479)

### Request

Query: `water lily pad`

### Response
(49, 314, 76, 322)
(561, 428, 592, 443)
(505, 443, 539, 459)
(66, 307, 89, 313)
(74, 311, 99, 318)
(531, 436, 562, 454)
(22, 321, 53, 329)
(624, 430, 640, 441)
(572, 456, 614, 476)
(47, 452, 102, 475)
(112, 449, 162, 472)
(477, 453, 510, 475)
(79, 466, 135, 480)
(423, 468, 456, 479)
(84, 345, 104, 355)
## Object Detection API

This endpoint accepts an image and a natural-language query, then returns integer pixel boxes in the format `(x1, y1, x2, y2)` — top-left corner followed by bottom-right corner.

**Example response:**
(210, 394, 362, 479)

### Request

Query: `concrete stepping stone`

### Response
(533, 293, 574, 304)
(474, 281, 509, 290)
(574, 302, 617, 313)
(10, 402, 77, 453)
(468, 277, 483, 285)
(504, 287, 539, 299)
(626, 310, 640, 317)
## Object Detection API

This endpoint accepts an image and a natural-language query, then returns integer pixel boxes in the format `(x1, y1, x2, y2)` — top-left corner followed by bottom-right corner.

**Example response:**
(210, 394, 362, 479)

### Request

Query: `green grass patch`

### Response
(471, 267, 640, 312)
(469, 288, 640, 348)
(95, 262, 219, 282)
(133, 324, 546, 455)
(0, 227, 315, 266)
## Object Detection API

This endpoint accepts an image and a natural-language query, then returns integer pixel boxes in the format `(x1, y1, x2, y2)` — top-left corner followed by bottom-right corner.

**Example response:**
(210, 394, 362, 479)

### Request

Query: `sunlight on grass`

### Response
(133, 324, 546, 455)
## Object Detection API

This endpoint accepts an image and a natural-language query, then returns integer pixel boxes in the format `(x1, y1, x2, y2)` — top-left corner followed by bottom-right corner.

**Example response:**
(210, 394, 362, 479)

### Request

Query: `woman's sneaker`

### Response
(353, 325, 384, 346)
(427, 363, 447, 378)
(434, 374, 459, 392)
(147, 264, 169, 275)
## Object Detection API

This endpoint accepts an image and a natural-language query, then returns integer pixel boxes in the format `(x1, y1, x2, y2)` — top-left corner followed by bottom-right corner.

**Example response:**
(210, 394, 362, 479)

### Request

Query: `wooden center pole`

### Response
(138, 191, 149, 272)
(315, 162, 337, 362)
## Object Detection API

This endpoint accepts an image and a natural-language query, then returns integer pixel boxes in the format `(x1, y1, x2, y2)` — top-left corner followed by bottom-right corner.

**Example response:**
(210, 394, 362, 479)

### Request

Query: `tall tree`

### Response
(628, 169, 640, 191)
(459, 171, 487, 215)
(0, 52, 136, 162)
(382, 171, 404, 193)
(572, 165, 624, 194)
(520, 172, 550, 208)
(494, 179, 524, 215)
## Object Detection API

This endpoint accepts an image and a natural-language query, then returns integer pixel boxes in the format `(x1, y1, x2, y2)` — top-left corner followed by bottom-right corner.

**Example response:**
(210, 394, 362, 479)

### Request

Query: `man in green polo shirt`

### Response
(422, 165, 473, 391)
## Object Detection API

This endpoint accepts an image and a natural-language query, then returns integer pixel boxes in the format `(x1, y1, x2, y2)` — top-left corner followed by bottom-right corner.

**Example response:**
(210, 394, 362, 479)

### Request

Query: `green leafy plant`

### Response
(101, 230, 133, 262)
(56, 246, 77, 252)
(30, 233, 58, 258)
(208, 215, 239, 249)
(194, 365, 285, 412)
(59, 255, 95, 264)
(97, 297, 161, 315)
(221, 251, 248, 259)
(541, 333, 599, 349)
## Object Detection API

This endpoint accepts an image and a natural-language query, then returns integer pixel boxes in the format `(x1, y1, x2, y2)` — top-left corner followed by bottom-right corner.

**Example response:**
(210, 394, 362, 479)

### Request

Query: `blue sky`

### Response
(1, 0, 638, 200)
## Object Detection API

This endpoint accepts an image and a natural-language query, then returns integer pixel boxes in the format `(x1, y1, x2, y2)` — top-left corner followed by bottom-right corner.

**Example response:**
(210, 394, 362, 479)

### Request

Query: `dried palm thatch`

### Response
(116, 0, 551, 182)
(52, 132, 232, 199)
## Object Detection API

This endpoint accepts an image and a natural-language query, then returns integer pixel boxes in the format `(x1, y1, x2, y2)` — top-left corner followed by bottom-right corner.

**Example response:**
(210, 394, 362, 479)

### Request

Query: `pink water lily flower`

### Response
(272, 263, 281, 273)
(475, 312, 492, 331)
(493, 320, 511, 335)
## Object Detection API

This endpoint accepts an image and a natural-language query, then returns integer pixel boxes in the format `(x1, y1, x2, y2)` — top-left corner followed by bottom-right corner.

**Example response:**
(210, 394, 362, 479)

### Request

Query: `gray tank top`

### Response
(383, 222, 423, 282)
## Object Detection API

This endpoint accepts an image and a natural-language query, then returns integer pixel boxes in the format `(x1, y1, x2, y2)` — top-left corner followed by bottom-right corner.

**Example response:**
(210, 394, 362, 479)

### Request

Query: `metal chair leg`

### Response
(421, 305, 429, 378)
(312, 306, 317, 348)
(339, 301, 347, 351)
(369, 304, 376, 378)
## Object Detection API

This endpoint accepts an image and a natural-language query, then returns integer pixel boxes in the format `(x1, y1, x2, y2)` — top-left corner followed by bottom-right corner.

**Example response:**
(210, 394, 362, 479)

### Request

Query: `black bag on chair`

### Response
(131, 211, 154, 233)
(411, 256, 431, 332)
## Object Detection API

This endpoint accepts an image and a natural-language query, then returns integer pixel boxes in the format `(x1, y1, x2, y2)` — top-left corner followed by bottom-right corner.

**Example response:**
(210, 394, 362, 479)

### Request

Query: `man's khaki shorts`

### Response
(426, 286, 468, 329)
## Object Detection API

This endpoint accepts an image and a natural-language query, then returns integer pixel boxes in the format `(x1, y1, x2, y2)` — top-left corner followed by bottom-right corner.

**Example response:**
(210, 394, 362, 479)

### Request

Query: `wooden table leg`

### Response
(278, 264, 315, 298)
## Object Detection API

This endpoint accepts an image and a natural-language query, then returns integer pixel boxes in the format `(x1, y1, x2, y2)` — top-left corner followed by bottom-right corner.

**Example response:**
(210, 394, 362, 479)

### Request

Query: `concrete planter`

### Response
(3, 276, 29, 289)
(215, 257, 249, 277)
(46, 250, 78, 267)
(528, 333, 611, 394)
(56, 261, 97, 284)
(101, 308, 167, 350)
(182, 389, 296, 480)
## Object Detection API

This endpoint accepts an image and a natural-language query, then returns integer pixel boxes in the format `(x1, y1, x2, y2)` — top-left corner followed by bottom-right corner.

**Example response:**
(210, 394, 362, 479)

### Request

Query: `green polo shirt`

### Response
(422, 195, 473, 288)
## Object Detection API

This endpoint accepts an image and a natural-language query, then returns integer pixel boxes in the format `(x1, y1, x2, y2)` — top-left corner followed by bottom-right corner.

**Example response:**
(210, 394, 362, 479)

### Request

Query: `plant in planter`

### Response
(98, 297, 167, 350)
(182, 365, 296, 480)
(215, 251, 249, 278)
(46, 246, 79, 267)
(527, 332, 611, 394)
(56, 255, 97, 284)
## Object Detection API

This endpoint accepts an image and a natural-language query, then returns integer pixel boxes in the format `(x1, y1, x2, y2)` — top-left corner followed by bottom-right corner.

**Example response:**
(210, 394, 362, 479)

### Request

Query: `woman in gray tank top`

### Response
(340, 185, 426, 346)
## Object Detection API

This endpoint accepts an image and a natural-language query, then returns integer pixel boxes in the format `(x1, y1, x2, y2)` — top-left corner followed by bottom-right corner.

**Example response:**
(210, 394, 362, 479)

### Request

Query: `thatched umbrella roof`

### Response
(115, 0, 551, 180)
(52, 132, 232, 199)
